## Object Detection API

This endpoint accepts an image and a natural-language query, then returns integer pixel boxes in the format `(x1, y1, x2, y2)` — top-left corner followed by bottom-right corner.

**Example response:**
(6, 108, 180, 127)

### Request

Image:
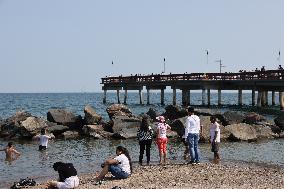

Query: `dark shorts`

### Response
(211, 142, 220, 152)
(39, 145, 47, 151)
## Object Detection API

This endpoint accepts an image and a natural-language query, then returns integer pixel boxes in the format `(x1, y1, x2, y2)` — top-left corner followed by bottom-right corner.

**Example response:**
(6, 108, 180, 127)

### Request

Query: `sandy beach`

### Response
(28, 160, 284, 189)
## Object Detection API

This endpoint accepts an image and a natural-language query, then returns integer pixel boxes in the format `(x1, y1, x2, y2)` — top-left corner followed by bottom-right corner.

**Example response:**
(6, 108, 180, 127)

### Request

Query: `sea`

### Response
(0, 92, 284, 188)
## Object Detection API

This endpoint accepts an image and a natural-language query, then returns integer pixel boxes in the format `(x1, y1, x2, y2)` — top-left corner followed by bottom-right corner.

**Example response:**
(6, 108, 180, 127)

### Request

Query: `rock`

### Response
(225, 123, 257, 141)
(170, 117, 187, 137)
(222, 111, 245, 125)
(146, 108, 159, 120)
(279, 131, 284, 138)
(166, 130, 178, 138)
(47, 124, 69, 136)
(251, 124, 277, 139)
(274, 115, 284, 131)
(19, 117, 48, 138)
(62, 131, 79, 139)
(112, 116, 141, 139)
(84, 105, 102, 125)
(106, 104, 132, 119)
(98, 130, 114, 138)
(164, 105, 187, 120)
(82, 124, 104, 136)
(47, 109, 83, 129)
(243, 112, 266, 124)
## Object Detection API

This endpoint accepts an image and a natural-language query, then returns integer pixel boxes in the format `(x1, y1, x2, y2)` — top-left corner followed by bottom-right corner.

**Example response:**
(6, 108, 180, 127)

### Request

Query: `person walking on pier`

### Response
(137, 116, 154, 165)
(185, 107, 202, 165)
(156, 116, 171, 165)
(209, 116, 221, 163)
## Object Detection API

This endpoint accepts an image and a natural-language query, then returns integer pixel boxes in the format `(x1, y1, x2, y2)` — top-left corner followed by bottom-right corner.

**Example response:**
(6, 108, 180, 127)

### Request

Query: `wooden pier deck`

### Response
(101, 69, 284, 109)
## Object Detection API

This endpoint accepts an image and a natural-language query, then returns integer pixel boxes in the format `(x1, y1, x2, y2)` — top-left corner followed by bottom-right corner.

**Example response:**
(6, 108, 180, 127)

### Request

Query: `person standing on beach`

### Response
(137, 116, 154, 165)
(0, 142, 21, 161)
(184, 107, 202, 165)
(156, 116, 171, 164)
(209, 116, 221, 163)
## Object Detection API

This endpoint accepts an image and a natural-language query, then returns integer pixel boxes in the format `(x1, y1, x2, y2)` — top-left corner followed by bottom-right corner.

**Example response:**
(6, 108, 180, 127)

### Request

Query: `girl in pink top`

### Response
(156, 116, 171, 164)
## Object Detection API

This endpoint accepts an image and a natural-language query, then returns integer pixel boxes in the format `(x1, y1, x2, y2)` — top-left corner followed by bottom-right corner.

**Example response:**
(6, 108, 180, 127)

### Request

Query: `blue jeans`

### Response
(109, 165, 129, 179)
(187, 133, 200, 162)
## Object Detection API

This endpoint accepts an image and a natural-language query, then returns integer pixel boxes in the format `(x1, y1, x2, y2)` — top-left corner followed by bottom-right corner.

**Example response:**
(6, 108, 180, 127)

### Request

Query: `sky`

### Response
(0, 0, 284, 92)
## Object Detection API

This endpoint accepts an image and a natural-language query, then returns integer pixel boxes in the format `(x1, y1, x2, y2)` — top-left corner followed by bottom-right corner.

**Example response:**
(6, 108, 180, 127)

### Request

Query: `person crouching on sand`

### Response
(0, 142, 21, 161)
(209, 116, 221, 163)
(155, 116, 171, 165)
(48, 162, 79, 189)
(95, 146, 132, 184)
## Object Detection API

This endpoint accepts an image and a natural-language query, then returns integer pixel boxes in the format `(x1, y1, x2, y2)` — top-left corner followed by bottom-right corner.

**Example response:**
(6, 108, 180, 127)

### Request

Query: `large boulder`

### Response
(274, 115, 284, 131)
(251, 124, 277, 139)
(19, 117, 48, 138)
(225, 123, 257, 141)
(146, 108, 159, 121)
(82, 124, 104, 136)
(222, 111, 245, 125)
(170, 117, 187, 137)
(47, 124, 69, 136)
(62, 131, 79, 139)
(163, 105, 187, 120)
(47, 109, 83, 129)
(84, 105, 102, 125)
(112, 116, 141, 139)
(106, 104, 132, 119)
(243, 112, 266, 124)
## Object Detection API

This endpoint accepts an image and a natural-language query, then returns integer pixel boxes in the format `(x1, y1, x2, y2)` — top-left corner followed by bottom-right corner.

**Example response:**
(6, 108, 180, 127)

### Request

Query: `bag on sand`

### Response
(10, 178, 36, 189)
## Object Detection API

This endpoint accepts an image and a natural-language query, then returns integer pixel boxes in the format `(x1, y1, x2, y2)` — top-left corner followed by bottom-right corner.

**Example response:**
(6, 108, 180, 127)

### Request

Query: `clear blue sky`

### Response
(0, 0, 283, 92)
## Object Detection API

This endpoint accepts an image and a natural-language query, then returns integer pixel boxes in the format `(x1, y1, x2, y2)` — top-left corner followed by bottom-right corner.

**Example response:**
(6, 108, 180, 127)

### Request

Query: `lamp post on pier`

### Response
(215, 59, 225, 73)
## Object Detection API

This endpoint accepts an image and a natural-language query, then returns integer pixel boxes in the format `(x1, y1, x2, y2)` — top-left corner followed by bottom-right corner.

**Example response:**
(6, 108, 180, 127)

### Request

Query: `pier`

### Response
(101, 69, 284, 110)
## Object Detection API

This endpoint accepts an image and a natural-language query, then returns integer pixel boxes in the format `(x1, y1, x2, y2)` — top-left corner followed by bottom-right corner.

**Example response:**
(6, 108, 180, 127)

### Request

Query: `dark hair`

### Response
(116, 146, 132, 172)
(8, 142, 13, 148)
(210, 116, 217, 122)
(188, 107, 194, 113)
(53, 162, 64, 171)
(41, 128, 46, 135)
(140, 116, 150, 132)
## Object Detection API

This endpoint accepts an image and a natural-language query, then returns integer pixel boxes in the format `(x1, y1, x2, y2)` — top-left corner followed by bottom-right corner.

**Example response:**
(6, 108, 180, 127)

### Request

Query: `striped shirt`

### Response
(137, 127, 153, 141)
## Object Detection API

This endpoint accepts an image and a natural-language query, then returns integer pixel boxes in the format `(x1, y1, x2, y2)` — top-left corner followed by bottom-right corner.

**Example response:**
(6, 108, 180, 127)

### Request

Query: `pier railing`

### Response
(101, 69, 284, 84)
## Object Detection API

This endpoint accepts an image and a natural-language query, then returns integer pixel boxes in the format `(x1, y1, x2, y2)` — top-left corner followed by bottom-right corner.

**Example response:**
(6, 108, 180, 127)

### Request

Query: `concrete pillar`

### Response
(261, 91, 266, 107)
(124, 89, 127, 104)
(182, 89, 186, 106)
(161, 89, 165, 105)
(279, 92, 284, 110)
(139, 89, 143, 105)
(265, 91, 269, 106)
(218, 89, 221, 106)
(116, 89, 120, 104)
(147, 89, 150, 105)
(207, 89, 211, 106)
(103, 90, 107, 104)
(257, 91, 262, 107)
(187, 90, 191, 106)
(238, 89, 243, 106)
(272, 91, 275, 106)
(252, 89, 255, 106)
(202, 89, 206, 106)
(173, 88, 177, 105)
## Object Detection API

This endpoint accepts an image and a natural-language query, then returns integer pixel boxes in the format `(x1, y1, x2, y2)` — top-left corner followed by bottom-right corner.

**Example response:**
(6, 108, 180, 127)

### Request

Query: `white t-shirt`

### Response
(156, 123, 170, 138)
(210, 122, 221, 143)
(114, 154, 131, 174)
(40, 135, 50, 147)
(184, 115, 201, 137)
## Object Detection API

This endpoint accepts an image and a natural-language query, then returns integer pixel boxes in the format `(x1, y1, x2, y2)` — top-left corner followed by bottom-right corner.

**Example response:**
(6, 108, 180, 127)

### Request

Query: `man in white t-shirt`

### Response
(209, 116, 221, 163)
(184, 107, 202, 164)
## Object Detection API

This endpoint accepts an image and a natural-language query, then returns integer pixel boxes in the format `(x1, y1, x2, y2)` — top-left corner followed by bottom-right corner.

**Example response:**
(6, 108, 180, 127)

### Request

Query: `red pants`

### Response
(157, 137, 168, 154)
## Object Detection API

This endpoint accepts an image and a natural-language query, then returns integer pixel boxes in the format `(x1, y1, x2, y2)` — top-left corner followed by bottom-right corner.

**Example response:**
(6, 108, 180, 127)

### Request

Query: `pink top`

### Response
(156, 122, 171, 138)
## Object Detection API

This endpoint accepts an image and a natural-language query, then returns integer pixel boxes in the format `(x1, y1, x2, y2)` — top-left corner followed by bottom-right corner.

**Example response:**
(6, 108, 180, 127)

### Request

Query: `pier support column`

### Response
(257, 91, 262, 107)
(272, 91, 275, 106)
(124, 89, 127, 104)
(186, 90, 190, 106)
(202, 89, 206, 106)
(279, 92, 284, 110)
(252, 89, 255, 106)
(182, 89, 186, 106)
(265, 91, 269, 106)
(238, 89, 243, 106)
(161, 89, 165, 105)
(147, 89, 150, 105)
(116, 89, 120, 104)
(173, 88, 177, 105)
(207, 89, 211, 106)
(139, 89, 143, 105)
(218, 89, 221, 106)
(261, 91, 266, 107)
(103, 90, 107, 104)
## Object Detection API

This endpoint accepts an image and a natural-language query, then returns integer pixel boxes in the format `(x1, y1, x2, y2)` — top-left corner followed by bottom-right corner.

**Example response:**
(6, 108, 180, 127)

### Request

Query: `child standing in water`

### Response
(156, 116, 171, 165)
(209, 116, 221, 163)
(39, 128, 51, 151)
(0, 142, 21, 161)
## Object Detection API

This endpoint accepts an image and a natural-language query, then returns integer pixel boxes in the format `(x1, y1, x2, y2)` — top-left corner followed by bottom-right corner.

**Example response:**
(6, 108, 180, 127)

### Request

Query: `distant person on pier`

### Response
(185, 107, 202, 165)
(155, 116, 171, 164)
(0, 142, 21, 161)
(137, 116, 154, 165)
(261, 66, 265, 72)
(278, 65, 283, 70)
(209, 116, 221, 163)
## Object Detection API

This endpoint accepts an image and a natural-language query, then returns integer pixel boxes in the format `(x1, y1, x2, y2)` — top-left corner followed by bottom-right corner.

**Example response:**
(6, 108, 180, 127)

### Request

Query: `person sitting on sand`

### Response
(0, 142, 21, 161)
(155, 116, 171, 164)
(95, 146, 132, 184)
(137, 115, 154, 165)
(48, 162, 79, 189)
(209, 116, 221, 163)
